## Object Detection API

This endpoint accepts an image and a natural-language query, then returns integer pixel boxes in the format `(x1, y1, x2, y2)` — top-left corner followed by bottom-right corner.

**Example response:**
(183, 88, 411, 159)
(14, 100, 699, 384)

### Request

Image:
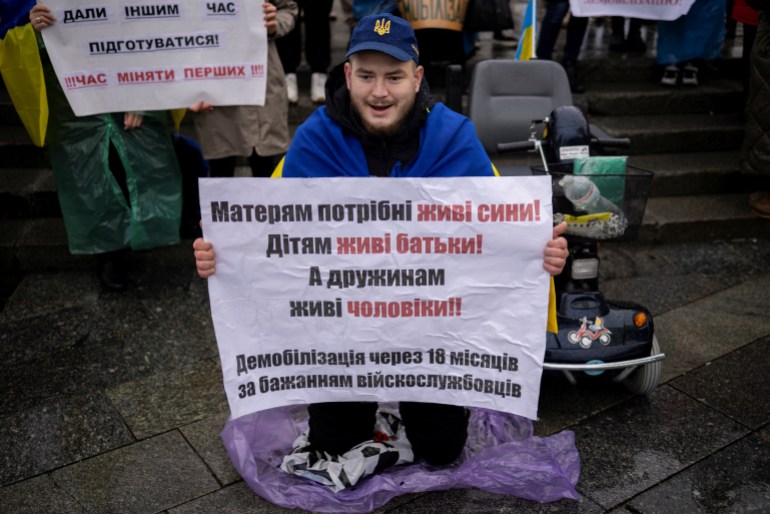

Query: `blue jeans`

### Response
(536, 0, 588, 64)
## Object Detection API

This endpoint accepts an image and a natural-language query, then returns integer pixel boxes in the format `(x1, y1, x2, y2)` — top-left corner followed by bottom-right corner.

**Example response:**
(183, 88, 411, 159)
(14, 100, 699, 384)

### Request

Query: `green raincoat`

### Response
(40, 47, 182, 255)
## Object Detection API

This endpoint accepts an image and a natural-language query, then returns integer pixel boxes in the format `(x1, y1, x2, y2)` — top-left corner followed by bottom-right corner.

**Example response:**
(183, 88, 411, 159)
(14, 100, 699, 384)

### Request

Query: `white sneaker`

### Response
(681, 63, 699, 86)
(660, 65, 679, 87)
(311, 73, 327, 103)
(286, 73, 298, 104)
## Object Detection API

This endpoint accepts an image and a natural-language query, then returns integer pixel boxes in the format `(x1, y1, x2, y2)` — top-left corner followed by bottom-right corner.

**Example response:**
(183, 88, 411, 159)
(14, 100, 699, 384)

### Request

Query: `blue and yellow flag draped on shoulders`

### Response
(0, 0, 47, 146)
(515, 0, 537, 61)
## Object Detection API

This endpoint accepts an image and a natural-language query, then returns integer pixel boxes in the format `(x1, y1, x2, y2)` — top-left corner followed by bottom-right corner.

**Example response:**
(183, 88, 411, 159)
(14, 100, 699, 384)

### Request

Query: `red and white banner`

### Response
(569, 0, 696, 20)
(41, 0, 267, 116)
(200, 177, 553, 421)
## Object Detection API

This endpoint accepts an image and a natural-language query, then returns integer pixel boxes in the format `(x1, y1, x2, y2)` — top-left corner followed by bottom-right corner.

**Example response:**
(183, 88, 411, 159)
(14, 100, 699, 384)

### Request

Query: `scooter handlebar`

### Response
(497, 140, 536, 153)
(591, 136, 631, 149)
(496, 136, 629, 155)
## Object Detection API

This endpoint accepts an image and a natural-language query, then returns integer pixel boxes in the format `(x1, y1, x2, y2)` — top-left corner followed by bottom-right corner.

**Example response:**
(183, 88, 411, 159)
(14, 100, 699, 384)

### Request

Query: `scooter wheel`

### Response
(622, 336, 662, 395)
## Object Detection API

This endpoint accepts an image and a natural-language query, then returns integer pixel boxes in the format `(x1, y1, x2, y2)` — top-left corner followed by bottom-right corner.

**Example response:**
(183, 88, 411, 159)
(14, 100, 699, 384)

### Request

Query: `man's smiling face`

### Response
(344, 51, 424, 138)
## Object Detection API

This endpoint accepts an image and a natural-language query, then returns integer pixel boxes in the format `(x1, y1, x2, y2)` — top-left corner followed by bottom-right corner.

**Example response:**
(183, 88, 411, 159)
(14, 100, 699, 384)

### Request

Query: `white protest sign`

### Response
(569, 0, 696, 20)
(40, 0, 268, 116)
(200, 177, 552, 421)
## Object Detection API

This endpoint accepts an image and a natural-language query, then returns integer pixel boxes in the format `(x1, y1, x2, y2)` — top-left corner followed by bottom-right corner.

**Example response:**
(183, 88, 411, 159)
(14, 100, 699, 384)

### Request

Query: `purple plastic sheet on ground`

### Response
(221, 405, 580, 513)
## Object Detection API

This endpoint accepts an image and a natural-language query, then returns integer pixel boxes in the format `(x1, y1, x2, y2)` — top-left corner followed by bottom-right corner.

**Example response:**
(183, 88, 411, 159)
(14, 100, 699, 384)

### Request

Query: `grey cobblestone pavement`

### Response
(2, 237, 768, 513)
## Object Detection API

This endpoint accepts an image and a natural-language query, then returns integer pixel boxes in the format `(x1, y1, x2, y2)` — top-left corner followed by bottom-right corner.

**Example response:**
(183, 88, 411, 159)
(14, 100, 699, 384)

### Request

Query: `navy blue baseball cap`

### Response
(345, 13, 420, 64)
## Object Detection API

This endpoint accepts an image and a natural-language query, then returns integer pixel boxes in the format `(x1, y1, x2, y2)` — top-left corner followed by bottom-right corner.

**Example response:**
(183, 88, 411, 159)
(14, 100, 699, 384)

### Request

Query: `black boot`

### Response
(97, 250, 128, 291)
(563, 61, 585, 94)
(609, 32, 626, 52)
(625, 31, 647, 53)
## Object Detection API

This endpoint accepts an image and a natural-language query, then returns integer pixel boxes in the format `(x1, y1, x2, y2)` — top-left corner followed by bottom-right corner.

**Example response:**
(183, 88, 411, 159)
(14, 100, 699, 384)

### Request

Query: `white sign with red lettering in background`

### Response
(41, 0, 267, 116)
(200, 177, 553, 421)
(569, 0, 697, 20)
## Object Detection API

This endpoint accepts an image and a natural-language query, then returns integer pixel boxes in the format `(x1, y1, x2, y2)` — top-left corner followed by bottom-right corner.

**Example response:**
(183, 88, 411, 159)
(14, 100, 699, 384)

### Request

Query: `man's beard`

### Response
(361, 118, 399, 138)
(352, 96, 415, 138)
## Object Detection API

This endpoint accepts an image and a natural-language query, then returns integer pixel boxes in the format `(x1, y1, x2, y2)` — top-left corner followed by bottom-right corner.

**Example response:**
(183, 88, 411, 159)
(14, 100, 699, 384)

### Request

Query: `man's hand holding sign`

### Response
(189, 1, 281, 115)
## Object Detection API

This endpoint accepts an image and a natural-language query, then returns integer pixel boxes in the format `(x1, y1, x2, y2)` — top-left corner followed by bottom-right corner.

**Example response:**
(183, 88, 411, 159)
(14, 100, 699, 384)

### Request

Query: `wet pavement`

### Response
(2, 237, 769, 513)
(2, 2, 769, 513)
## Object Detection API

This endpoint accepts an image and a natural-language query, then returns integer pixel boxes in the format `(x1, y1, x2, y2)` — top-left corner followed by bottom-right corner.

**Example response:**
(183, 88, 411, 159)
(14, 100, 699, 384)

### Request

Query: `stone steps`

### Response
(640, 193, 770, 243)
(591, 113, 745, 155)
(583, 79, 744, 116)
(628, 151, 749, 197)
(0, 168, 59, 218)
(578, 52, 743, 84)
(0, 127, 50, 168)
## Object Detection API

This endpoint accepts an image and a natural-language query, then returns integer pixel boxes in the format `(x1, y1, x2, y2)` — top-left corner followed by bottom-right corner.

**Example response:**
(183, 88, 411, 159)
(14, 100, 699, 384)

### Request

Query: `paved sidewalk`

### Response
(1, 238, 769, 513)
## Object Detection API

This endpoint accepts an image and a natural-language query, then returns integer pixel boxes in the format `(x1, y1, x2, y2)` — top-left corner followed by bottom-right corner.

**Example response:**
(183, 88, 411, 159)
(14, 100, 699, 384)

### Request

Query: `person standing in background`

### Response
(536, 0, 589, 93)
(731, 0, 760, 100)
(28, 4, 183, 291)
(656, 0, 725, 86)
(277, 0, 334, 104)
(190, 1, 298, 178)
(740, 0, 770, 218)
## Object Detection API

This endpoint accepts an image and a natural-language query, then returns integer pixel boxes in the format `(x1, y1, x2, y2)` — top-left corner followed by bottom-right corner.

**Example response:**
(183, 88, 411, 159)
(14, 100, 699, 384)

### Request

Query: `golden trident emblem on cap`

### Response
(374, 18, 391, 36)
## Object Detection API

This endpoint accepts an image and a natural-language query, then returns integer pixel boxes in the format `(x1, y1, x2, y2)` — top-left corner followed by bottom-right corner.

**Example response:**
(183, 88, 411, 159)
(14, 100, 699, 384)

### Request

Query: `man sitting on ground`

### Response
(194, 12, 568, 467)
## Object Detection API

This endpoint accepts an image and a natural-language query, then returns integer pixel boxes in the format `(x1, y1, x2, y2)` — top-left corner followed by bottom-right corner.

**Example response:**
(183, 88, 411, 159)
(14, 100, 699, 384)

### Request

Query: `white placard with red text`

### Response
(200, 177, 553, 421)
(40, 0, 268, 116)
(569, 0, 696, 20)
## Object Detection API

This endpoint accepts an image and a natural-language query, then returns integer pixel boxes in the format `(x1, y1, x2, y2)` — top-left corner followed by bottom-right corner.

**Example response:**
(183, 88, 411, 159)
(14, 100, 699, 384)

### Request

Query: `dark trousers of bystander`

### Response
(536, 0, 588, 64)
(276, 0, 333, 74)
(208, 150, 277, 178)
(536, 0, 589, 92)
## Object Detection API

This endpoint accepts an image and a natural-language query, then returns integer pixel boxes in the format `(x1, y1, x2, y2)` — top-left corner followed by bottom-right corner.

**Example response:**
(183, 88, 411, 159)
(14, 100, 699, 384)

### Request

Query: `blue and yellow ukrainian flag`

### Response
(515, 0, 537, 61)
(0, 0, 47, 146)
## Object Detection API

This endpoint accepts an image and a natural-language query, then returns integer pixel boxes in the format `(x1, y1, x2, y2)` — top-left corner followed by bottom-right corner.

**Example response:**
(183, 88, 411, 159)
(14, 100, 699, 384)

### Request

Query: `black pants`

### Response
(307, 401, 469, 466)
(536, 0, 588, 64)
(414, 29, 466, 66)
(741, 23, 758, 101)
(207, 150, 276, 178)
(276, 0, 333, 74)
(107, 142, 130, 203)
(611, 17, 642, 40)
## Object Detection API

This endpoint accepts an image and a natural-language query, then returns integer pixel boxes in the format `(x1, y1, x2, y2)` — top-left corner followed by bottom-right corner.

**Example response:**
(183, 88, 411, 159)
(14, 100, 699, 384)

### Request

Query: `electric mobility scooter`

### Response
(499, 104, 665, 394)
